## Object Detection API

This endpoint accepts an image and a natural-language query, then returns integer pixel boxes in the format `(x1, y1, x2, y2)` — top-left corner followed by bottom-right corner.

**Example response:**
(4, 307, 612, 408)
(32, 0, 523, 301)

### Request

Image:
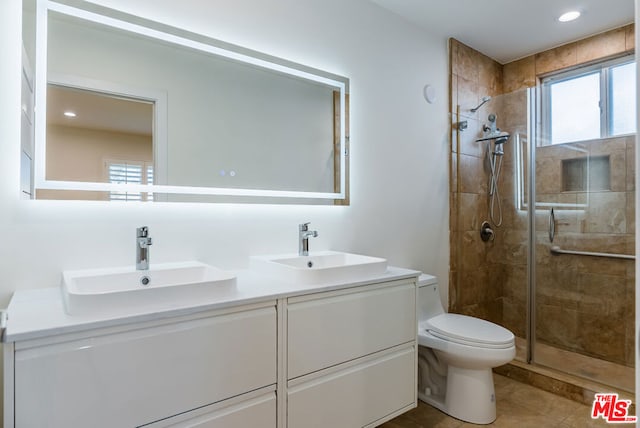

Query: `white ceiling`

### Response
(47, 85, 153, 136)
(370, 0, 634, 64)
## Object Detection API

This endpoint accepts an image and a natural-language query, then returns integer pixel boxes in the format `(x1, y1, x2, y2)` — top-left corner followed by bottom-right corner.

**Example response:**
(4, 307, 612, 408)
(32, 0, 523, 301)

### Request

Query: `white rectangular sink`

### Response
(62, 261, 237, 317)
(251, 251, 387, 285)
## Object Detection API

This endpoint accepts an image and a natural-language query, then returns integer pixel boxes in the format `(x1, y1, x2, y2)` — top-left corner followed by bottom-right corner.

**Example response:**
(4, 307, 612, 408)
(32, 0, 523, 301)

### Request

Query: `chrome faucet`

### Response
(136, 226, 153, 270)
(298, 222, 318, 256)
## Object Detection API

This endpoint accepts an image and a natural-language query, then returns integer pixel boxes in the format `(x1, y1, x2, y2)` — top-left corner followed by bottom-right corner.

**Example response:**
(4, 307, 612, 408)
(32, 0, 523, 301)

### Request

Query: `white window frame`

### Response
(540, 54, 636, 145)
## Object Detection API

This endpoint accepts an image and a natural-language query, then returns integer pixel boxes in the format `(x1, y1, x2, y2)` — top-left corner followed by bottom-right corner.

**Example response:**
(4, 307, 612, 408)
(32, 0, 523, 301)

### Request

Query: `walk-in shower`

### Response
(451, 87, 635, 394)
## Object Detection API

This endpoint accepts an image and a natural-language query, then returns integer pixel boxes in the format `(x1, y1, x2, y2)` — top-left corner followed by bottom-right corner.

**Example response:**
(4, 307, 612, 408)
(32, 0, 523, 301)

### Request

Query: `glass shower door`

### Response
(530, 83, 635, 392)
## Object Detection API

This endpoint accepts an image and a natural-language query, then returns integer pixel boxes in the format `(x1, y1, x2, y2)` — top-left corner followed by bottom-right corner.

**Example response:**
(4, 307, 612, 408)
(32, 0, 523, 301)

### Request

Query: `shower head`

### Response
(470, 96, 492, 113)
(475, 131, 510, 143)
(494, 135, 509, 145)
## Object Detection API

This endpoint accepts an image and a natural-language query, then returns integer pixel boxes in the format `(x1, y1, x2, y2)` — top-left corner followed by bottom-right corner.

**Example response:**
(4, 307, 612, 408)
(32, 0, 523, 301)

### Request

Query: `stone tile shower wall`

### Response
(449, 39, 505, 326)
(449, 24, 635, 367)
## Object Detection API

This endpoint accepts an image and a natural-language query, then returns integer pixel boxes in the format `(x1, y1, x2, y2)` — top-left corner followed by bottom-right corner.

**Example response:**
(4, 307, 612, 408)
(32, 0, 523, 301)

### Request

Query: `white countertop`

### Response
(4, 266, 421, 342)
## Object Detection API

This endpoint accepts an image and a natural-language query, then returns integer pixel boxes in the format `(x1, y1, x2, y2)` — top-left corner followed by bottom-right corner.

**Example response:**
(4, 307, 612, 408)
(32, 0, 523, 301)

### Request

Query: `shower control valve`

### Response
(480, 221, 495, 242)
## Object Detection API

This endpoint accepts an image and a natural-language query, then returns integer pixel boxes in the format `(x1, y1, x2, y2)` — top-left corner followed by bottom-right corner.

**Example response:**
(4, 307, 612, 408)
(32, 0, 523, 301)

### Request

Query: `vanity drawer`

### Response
(14, 304, 277, 428)
(145, 386, 276, 428)
(287, 280, 416, 379)
(287, 345, 416, 428)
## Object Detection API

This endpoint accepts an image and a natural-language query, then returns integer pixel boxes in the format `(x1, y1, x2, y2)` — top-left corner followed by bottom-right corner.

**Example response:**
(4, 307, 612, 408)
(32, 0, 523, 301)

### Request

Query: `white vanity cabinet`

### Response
(7, 302, 277, 428)
(286, 279, 417, 427)
(4, 272, 420, 428)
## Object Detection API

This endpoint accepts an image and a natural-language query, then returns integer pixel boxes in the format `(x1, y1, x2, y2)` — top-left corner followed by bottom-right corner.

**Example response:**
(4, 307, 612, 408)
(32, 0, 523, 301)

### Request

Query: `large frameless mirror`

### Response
(21, 0, 349, 204)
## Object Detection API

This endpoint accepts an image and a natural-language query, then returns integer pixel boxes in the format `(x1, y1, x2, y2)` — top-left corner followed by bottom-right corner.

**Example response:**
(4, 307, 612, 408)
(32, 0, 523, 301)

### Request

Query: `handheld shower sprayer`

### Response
(470, 96, 492, 113)
(475, 112, 510, 228)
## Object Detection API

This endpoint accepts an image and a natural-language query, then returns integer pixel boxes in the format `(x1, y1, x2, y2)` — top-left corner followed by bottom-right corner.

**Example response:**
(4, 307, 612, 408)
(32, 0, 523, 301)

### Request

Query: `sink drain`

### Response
(307, 261, 313, 268)
(140, 276, 151, 286)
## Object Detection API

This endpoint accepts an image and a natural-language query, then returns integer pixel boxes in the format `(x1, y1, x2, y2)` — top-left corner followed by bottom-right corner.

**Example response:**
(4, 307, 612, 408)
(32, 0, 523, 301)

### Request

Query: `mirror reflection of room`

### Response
(40, 85, 153, 201)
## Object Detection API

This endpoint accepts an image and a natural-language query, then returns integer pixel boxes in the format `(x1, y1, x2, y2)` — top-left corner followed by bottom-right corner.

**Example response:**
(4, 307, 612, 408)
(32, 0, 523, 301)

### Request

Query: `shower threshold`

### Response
(495, 337, 635, 405)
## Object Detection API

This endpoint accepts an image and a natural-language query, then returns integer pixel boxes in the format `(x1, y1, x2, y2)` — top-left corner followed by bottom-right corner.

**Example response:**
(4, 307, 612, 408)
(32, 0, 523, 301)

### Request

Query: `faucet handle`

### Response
(137, 226, 149, 238)
(299, 222, 310, 231)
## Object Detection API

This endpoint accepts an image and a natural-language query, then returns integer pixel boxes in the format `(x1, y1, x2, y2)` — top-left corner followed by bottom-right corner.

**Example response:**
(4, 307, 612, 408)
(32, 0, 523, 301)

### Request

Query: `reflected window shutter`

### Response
(109, 162, 143, 201)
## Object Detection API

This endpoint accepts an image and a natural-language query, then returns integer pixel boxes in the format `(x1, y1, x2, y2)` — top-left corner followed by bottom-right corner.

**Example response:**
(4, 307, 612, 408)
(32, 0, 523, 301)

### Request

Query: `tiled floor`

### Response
(381, 374, 629, 427)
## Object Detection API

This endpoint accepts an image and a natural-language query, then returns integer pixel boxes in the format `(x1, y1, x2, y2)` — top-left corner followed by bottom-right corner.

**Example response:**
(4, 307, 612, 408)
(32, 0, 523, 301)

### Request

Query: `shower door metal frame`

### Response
(525, 86, 538, 364)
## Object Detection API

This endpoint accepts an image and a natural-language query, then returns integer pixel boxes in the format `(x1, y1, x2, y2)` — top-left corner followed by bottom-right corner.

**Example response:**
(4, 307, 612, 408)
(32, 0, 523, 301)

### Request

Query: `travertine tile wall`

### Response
(449, 39, 504, 326)
(449, 23, 635, 367)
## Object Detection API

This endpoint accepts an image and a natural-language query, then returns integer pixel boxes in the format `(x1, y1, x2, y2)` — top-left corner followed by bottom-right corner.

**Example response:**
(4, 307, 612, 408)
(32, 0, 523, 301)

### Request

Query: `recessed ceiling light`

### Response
(63, 111, 77, 118)
(558, 11, 581, 22)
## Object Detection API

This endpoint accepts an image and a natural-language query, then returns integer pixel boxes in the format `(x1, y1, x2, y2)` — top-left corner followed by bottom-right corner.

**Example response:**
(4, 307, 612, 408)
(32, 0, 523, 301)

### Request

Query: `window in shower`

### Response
(541, 55, 636, 145)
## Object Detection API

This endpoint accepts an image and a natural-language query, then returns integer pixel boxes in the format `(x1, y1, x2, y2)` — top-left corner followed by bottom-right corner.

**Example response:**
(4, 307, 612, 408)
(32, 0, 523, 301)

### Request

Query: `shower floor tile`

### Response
(381, 374, 628, 427)
(515, 336, 634, 393)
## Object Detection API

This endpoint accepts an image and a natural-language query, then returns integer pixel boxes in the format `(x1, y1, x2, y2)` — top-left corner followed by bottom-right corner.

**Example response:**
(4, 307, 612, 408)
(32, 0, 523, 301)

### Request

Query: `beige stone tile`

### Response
(625, 278, 635, 366)
(588, 136, 627, 155)
(609, 150, 627, 192)
(498, 196, 528, 231)
(577, 272, 626, 315)
(563, 403, 623, 427)
(535, 43, 577, 75)
(626, 142, 635, 191)
(575, 254, 629, 278)
(536, 304, 579, 350)
(450, 152, 458, 192)
(457, 267, 492, 307)
(503, 56, 536, 93)
(577, 311, 626, 364)
(625, 24, 635, 51)
(577, 27, 627, 64)
(449, 232, 459, 272)
(450, 73, 458, 114)
(504, 378, 583, 420)
(502, 299, 526, 337)
(457, 75, 479, 120)
(500, 89, 528, 129)
(459, 230, 487, 271)
(457, 192, 487, 231)
(457, 118, 483, 158)
(458, 154, 487, 194)
(493, 374, 517, 396)
(486, 228, 527, 265)
(478, 53, 503, 96)
(453, 40, 480, 83)
(491, 414, 563, 428)
(626, 191, 635, 235)
(535, 157, 562, 194)
(582, 192, 626, 234)
(399, 402, 464, 428)
(448, 271, 459, 312)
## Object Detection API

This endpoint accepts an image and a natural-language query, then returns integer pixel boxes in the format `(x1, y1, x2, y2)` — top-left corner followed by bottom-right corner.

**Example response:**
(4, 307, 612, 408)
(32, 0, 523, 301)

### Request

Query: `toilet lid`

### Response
(425, 313, 514, 348)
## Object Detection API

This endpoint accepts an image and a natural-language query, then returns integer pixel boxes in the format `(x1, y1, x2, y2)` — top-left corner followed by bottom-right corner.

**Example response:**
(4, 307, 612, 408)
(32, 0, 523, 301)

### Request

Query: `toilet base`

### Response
(418, 366, 496, 425)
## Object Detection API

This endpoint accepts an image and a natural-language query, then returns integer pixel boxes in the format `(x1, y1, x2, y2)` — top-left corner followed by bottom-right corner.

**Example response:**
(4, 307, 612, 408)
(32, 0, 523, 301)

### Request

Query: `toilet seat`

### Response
(424, 313, 514, 349)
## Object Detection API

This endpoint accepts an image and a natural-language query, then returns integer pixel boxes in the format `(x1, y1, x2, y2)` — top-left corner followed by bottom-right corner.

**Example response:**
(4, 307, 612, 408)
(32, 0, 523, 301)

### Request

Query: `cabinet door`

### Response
(15, 306, 276, 428)
(287, 345, 415, 428)
(145, 387, 276, 428)
(288, 281, 415, 379)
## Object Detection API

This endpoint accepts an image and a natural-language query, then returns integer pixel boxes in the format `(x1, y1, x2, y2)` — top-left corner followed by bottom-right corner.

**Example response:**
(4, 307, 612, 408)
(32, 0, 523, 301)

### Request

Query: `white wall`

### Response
(0, 0, 449, 306)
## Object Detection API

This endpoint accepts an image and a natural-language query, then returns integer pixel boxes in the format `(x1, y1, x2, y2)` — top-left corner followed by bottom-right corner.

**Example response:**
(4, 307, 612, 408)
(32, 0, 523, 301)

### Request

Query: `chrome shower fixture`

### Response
(470, 96, 492, 113)
(455, 120, 468, 131)
(476, 131, 510, 143)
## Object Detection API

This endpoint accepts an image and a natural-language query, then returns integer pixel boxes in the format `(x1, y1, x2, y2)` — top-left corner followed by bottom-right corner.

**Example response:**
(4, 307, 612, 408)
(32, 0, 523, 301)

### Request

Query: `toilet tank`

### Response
(418, 274, 444, 323)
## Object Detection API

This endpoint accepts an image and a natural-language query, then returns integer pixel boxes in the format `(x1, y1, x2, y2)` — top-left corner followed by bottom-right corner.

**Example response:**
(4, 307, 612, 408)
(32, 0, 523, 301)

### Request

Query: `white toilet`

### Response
(417, 274, 515, 425)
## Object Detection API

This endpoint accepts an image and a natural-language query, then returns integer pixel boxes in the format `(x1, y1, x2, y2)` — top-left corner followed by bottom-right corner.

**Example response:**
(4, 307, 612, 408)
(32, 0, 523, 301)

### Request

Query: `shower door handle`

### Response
(548, 207, 555, 243)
